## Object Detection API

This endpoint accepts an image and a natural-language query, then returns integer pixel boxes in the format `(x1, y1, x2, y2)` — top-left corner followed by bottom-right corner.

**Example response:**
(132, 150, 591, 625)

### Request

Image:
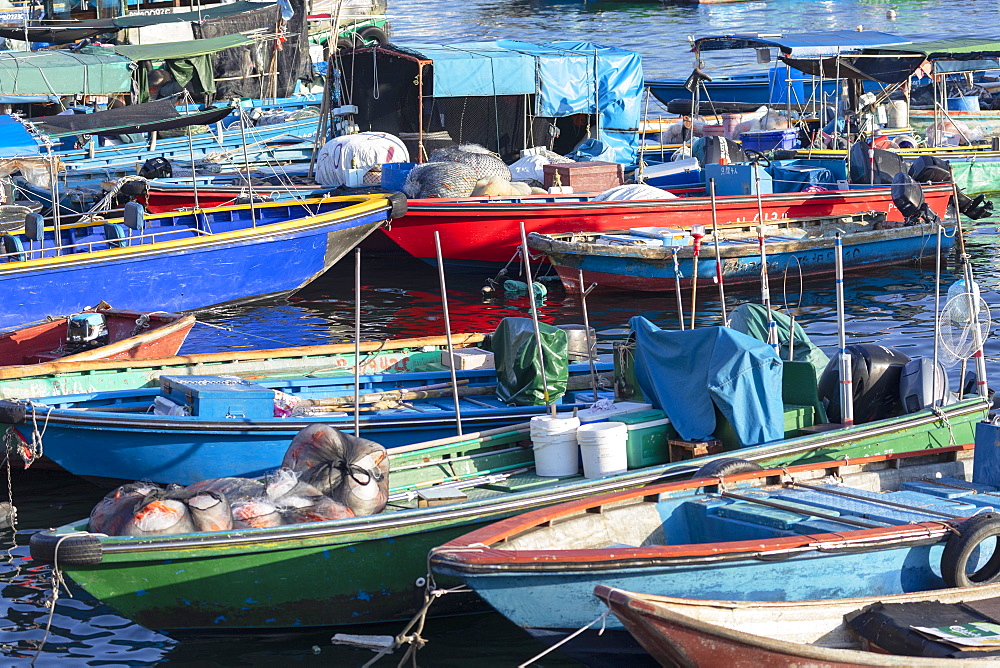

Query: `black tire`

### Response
(335, 36, 358, 52)
(386, 191, 407, 219)
(0, 401, 26, 425)
(941, 513, 1000, 588)
(694, 457, 763, 479)
(29, 531, 103, 566)
(358, 26, 389, 46)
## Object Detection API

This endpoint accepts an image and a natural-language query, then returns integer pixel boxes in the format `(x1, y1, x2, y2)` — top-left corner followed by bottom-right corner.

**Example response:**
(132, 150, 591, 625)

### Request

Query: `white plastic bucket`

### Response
(531, 415, 580, 477)
(887, 100, 908, 128)
(577, 421, 628, 479)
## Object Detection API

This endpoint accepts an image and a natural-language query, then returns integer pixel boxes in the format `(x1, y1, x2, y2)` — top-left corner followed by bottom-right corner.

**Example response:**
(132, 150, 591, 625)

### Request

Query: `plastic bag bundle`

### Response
(508, 155, 548, 182)
(89, 482, 161, 535)
(282, 424, 389, 517)
(254, 107, 320, 127)
(186, 477, 267, 503)
(123, 492, 197, 537)
(593, 184, 676, 202)
(402, 162, 480, 199)
(266, 468, 355, 523)
(231, 498, 283, 529)
(315, 132, 409, 187)
(187, 491, 233, 532)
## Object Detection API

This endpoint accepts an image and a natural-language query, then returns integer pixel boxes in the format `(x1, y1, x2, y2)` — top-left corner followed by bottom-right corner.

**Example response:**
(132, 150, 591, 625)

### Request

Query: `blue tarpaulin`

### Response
(395, 43, 536, 98)
(397, 40, 644, 165)
(0, 116, 42, 158)
(694, 31, 910, 56)
(629, 316, 784, 447)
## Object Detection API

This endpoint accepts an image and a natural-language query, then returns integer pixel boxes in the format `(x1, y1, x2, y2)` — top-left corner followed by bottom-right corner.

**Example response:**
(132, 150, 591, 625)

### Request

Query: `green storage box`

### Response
(714, 403, 815, 450)
(616, 409, 676, 469)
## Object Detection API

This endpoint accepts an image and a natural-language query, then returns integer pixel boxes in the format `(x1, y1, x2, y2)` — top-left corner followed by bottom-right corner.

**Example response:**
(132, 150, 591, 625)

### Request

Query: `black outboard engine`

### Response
(698, 136, 748, 165)
(818, 343, 911, 424)
(891, 172, 939, 226)
(849, 141, 907, 184)
(139, 157, 172, 180)
(908, 155, 994, 220)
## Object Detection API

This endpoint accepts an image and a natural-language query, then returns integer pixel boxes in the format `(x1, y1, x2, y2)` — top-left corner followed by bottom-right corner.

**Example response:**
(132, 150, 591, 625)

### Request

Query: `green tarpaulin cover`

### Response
(884, 38, 1000, 58)
(112, 1, 274, 28)
(92, 33, 253, 61)
(0, 50, 133, 97)
(492, 318, 569, 406)
(728, 303, 830, 378)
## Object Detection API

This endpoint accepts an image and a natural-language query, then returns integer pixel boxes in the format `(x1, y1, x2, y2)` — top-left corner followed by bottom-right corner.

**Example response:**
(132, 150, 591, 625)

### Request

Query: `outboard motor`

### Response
(696, 136, 748, 166)
(909, 155, 994, 220)
(849, 141, 907, 184)
(898, 357, 954, 413)
(139, 157, 172, 180)
(891, 172, 938, 226)
(818, 343, 910, 424)
(67, 312, 108, 351)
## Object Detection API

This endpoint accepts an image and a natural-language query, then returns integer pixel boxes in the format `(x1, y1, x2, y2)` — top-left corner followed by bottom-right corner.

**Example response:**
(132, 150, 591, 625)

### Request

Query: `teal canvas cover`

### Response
(396, 43, 536, 98)
(492, 317, 569, 406)
(728, 303, 830, 378)
(0, 51, 133, 98)
(629, 316, 784, 447)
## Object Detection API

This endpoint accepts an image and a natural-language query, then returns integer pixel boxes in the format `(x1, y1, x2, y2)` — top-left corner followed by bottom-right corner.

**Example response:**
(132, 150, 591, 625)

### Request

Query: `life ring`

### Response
(941, 513, 1000, 588)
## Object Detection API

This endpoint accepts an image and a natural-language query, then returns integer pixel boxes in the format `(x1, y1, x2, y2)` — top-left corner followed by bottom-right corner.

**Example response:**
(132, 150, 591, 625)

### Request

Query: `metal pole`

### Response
(519, 222, 555, 416)
(835, 232, 854, 425)
(671, 246, 685, 331)
(237, 106, 257, 227)
(186, 120, 201, 212)
(435, 231, 463, 435)
(757, 224, 777, 352)
(48, 148, 61, 254)
(577, 269, 599, 402)
(932, 224, 942, 404)
(689, 224, 705, 329)
(709, 178, 727, 324)
(353, 247, 362, 435)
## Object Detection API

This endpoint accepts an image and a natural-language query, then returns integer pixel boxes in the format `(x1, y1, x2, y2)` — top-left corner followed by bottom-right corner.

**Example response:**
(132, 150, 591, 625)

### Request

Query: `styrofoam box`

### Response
(577, 401, 653, 424)
(441, 347, 495, 370)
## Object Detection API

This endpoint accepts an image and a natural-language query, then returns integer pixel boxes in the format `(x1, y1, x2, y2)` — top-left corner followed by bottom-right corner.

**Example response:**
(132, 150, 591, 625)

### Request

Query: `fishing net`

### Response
(430, 145, 512, 180)
(938, 293, 991, 367)
(403, 161, 480, 198)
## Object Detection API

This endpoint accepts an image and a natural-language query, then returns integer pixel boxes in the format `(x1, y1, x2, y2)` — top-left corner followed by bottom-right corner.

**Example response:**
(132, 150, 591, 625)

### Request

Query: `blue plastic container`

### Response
(947, 96, 980, 112)
(380, 162, 418, 191)
(740, 129, 800, 152)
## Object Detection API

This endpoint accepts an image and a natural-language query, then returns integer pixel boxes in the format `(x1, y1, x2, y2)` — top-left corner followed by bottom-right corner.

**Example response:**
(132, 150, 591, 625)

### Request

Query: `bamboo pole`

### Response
(577, 269, 599, 402)
(520, 223, 555, 416)
(353, 247, 362, 435)
(709, 178, 728, 324)
(435, 231, 463, 435)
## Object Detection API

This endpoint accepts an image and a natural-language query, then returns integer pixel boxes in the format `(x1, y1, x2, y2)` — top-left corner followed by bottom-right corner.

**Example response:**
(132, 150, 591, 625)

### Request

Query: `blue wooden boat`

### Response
(0, 362, 614, 483)
(0, 194, 399, 328)
(528, 212, 952, 293)
(430, 427, 1000, 639)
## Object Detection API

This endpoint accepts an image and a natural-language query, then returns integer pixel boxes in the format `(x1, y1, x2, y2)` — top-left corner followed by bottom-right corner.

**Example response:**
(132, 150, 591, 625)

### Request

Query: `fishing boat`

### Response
(0, 194, 400, 329)
(134, 176, 334, 214)
(0, 332, 486, 399)
(27, 395, 988, 631)
(527, 211, 952, 292)
(0, 307, 195, 367)
(0, 358, 614, 482)
(429, 427, 1000, 640)
(595, 583, 1000, 666)
(385, 184, 954, 269)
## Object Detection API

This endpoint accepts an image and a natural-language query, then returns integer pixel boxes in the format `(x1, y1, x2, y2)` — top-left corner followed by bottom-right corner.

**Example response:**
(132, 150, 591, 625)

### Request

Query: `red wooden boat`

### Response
(0, 306, 195, 367)
(383, 183, 955, 268)
(594, 584, 996, 667)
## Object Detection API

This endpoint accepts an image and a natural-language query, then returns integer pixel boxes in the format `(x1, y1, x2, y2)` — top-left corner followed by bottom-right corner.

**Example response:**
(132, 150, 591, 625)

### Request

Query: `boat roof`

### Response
(694, 31, 910, 56)
(82, 33, 253, 62)
(875, 37, 1000, 59)
(28, 95, 234, 138)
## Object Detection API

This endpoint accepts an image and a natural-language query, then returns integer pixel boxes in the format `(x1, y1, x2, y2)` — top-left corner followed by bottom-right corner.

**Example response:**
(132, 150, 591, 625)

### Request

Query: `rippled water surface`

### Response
(8, 1, 1000, 665)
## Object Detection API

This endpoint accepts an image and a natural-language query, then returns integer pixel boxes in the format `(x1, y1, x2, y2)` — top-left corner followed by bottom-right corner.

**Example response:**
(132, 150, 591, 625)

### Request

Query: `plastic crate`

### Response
(380, 162, 418, 191)
(616, 409, 674, 468)
(740, 129, 799, 151)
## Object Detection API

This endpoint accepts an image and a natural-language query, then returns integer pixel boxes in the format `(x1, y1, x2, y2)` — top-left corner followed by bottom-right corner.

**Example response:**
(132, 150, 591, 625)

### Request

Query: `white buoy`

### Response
(887, 9, 897, 19)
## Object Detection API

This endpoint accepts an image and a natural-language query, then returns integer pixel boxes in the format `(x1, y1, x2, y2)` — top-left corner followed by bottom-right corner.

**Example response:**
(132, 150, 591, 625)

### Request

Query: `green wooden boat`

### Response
(0, 333, 486, 399)
(29, 395, 988, 631)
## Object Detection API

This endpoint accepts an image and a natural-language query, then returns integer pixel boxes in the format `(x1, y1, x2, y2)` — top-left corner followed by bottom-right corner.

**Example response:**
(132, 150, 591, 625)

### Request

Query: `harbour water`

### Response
(6, 0, 1000, 664)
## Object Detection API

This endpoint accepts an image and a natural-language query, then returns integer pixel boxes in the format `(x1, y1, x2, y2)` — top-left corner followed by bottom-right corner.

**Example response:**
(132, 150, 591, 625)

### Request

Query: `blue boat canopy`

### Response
(394, 42, 536, 98)
(628, 316, 784, 448)
(0, 116, 42, 158)
(694, 31, 910, 56)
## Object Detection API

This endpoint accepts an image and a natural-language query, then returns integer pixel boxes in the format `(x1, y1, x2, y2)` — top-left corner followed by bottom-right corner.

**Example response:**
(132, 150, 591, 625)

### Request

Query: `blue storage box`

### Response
(160, 375, 275, 419)
(380, 162, 418, 191)
(740, 129, 800, 152)
(704, 163, 773, 197)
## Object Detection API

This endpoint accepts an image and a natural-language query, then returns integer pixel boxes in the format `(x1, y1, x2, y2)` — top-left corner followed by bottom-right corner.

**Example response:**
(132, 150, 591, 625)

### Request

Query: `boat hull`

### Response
(30, 400, 988, 631)
(0, 197, 390, 329)
(534, 223, 953, 292)
(384, 185, 954, 269)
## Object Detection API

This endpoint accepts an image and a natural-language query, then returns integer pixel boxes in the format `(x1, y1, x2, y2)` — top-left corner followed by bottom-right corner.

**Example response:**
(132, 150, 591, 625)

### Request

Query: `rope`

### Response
(22, 401, 52, 467)
(516, 609, 611, 668)
(30, 532, 85, 666)
(931, 405, 958, 448)
(194, 320, 297, 347)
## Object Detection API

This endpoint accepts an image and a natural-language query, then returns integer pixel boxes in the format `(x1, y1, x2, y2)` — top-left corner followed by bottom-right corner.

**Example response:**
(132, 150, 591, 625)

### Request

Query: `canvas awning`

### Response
(29, 96, 233, 137)
(780, 53, 926, 84)
(0, 50, 133, 100)
(112, 1, 275, 28)
(693, 31, 910, 56)
(92, 33, 253, 61)
(879, 38, 1000, 59)
(394, 42, 536, 98)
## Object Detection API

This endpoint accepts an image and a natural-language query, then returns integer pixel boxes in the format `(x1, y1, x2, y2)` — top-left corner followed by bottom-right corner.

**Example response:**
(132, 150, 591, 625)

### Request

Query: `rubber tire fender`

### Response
(694, 457, 763, 479)
(941, 512, 1000, 588)
(29, 531, 103, 566)
(358, 25, 389, 46)
(386, 191, 407, 219)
